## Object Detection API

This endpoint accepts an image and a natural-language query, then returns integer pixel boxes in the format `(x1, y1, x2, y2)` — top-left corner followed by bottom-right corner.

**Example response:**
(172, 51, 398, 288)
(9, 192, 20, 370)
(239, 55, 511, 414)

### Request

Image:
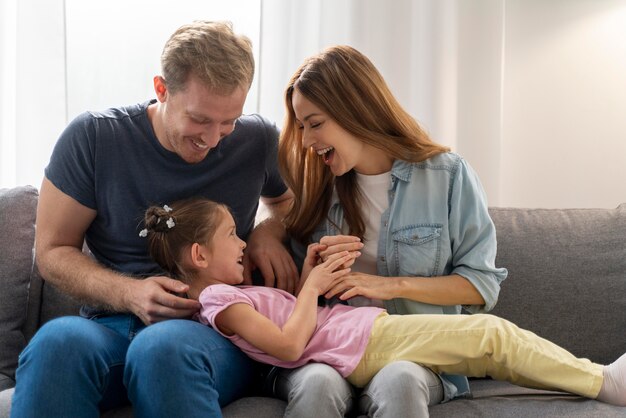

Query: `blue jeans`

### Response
(11, 314, 255, 418)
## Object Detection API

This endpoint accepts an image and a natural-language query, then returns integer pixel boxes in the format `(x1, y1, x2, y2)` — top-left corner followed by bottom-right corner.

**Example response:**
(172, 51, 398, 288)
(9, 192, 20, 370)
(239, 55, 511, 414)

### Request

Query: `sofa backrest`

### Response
(22, 267, 82, 342)
(0, 186, 81, 391)
(1, 184, 625, 390)
(0, 186, 37, 390)
(489, 205, 626, 365)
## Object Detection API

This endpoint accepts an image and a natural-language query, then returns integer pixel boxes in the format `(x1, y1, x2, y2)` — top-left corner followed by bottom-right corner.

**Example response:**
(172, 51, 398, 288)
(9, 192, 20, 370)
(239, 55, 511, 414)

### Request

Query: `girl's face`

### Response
(203, 211, 247, 284)
(291, 88, 393, 176)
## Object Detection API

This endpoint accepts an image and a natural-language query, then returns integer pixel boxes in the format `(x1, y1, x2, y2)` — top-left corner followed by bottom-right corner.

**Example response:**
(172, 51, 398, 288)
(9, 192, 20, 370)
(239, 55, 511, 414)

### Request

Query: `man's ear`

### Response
(190, 243, 210, 269)
(153, 76, 168, 102)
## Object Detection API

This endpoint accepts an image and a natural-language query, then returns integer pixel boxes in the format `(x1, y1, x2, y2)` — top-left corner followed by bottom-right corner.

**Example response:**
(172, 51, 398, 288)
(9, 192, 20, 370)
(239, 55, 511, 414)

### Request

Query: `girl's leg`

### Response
(349, 313, 604, 400)
(597, 353, 626, 406)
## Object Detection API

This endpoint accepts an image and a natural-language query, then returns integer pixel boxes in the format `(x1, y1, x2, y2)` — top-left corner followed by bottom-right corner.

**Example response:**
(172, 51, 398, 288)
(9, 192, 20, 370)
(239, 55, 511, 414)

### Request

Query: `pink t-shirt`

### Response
(197, 285, 384, 377)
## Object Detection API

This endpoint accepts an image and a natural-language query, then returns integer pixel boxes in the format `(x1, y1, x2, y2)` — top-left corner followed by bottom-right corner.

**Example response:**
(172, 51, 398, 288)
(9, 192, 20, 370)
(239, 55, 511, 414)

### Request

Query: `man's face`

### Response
(159, 75, 247, 164)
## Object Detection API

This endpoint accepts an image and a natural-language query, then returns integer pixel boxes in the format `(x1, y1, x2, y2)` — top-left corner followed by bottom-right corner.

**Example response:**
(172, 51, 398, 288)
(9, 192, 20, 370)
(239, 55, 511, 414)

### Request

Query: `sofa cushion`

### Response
(489, 204, 626, 365)
(0, 186, 38, 390)
(430, 379, 626, 417)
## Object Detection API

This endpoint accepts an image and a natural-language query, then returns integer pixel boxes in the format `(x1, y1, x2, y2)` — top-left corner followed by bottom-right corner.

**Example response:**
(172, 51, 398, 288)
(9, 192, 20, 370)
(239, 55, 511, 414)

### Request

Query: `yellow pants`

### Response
(347, 313, 603, 399)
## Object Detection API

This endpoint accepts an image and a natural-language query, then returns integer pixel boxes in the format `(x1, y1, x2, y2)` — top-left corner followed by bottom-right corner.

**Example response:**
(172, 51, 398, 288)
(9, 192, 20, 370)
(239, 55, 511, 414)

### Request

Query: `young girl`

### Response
(141, 198, 626, 407)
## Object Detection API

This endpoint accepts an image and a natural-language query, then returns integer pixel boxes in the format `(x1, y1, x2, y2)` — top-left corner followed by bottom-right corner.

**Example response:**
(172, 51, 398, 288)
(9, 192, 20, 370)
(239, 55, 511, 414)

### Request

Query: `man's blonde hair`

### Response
(161, 20, 254, 95)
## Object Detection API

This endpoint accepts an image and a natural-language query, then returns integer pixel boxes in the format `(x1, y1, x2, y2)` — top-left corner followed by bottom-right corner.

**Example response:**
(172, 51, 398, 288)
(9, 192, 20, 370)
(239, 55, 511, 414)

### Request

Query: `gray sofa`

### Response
(1, 185, 625, 417)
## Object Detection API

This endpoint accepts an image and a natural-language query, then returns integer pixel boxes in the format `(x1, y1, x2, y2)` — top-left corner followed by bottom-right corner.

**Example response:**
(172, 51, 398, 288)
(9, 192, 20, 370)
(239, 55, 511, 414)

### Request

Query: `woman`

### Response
(276, 45, 508, 417)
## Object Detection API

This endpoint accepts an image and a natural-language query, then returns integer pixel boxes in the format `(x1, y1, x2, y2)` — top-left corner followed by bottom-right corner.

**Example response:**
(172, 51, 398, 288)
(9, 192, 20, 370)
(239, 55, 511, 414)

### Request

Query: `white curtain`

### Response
(0, 0, 66, 191)
(2, 0, 626, 208)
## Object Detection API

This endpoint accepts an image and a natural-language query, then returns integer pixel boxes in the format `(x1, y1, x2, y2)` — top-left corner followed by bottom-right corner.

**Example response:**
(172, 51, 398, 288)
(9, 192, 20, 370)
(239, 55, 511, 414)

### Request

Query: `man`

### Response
(11, 21, 297, 417)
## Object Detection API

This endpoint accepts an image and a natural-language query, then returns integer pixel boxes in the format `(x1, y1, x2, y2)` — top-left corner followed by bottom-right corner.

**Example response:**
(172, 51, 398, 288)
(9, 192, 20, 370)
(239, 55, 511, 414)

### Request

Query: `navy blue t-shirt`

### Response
(45, 100, 287, 280)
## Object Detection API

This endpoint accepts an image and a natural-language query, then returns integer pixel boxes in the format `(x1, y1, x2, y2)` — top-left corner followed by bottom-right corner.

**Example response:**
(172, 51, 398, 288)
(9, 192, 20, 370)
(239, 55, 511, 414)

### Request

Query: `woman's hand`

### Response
(318, 235, 364, 269)
(324, 272, 400, 301)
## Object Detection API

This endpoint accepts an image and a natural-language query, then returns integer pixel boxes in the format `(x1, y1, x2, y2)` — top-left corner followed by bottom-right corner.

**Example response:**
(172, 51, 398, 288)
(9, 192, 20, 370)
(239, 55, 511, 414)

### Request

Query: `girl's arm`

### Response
(215, 251, 355, 362)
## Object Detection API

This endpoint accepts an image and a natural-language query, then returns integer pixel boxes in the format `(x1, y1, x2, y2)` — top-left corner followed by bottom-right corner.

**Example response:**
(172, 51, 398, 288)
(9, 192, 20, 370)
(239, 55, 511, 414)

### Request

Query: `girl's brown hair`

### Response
(278, 45, 449, 243)
(143, 198, 228, 281)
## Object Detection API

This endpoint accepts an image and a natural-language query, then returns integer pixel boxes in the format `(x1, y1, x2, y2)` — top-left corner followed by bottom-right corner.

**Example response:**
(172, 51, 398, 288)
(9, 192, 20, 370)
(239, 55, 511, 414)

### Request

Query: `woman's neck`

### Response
(354, 146, 393, 175)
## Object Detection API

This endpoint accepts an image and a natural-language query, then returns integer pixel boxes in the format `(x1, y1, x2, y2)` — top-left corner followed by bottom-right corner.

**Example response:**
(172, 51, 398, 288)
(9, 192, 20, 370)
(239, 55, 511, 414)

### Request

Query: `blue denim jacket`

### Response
(309, 152, 508, 401)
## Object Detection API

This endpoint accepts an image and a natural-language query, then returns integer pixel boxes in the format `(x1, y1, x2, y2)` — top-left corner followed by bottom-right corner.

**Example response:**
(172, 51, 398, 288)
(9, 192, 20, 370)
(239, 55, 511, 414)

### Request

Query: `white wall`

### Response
(500, 0, 626, 208)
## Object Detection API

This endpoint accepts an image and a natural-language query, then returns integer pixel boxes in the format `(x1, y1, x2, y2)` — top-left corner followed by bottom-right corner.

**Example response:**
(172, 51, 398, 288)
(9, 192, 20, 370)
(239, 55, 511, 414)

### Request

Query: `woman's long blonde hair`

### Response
(278, 45, 449, 244)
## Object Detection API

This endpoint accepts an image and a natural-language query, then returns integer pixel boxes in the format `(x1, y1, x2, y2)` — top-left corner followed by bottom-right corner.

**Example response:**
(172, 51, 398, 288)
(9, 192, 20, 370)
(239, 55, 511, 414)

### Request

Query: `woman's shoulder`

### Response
(419, 151, 463, 168)
(395, 152, 465, 176)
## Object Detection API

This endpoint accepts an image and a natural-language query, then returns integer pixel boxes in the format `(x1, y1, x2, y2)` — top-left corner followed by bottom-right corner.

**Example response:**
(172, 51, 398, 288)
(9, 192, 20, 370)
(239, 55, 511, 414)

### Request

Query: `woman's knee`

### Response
(360, 362, 443, 416)
(276, 364, 353, 401)
(371, 361, 440, 394)
(279, 364, 353, 418)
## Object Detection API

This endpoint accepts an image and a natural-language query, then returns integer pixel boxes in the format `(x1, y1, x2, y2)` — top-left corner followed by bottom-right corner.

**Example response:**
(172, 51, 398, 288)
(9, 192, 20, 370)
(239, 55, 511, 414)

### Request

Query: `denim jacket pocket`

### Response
(391, 224, 442, 277)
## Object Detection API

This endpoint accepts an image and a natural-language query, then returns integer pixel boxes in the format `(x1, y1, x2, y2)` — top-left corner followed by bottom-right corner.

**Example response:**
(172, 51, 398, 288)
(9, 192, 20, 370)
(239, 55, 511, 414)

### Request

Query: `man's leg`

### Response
(274, 363, 354, 418)
(358, 361, 443, 418)
(11, 316, 132, 418)
(124, 319, 255, 418)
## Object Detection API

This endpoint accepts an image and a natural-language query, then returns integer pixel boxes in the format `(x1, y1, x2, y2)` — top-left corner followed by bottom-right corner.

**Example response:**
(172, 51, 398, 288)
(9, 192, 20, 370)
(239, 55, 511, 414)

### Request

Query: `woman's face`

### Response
(291, 88, 392, 176)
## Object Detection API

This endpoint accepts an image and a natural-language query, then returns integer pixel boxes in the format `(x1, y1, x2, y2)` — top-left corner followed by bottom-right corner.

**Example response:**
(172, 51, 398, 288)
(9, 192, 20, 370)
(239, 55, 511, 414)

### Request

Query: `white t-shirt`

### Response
(348, 171, 391, 308)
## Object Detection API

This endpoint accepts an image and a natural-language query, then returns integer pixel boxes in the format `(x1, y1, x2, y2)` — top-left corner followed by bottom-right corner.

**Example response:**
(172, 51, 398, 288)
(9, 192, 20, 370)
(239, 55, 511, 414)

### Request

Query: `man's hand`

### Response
(242, 219, 299, 294)
(124, 276, 201, 325)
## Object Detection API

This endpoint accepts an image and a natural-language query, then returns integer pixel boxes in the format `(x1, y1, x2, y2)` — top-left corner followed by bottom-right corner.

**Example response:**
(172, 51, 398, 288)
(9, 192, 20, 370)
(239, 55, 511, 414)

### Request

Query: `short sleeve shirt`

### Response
(197, 285, 384, 377)
(45, 100, 287, 280)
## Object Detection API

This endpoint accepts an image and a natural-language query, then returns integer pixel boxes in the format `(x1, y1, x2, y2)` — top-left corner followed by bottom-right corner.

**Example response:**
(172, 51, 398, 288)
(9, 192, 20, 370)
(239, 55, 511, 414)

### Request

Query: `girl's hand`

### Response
(301, 251, 357, 296)
(301, 243, 327, 280)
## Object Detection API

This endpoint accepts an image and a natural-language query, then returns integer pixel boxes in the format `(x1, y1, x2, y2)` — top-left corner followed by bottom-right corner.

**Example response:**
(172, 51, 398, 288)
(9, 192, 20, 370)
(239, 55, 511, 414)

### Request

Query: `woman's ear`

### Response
(189, 242, 210, 269)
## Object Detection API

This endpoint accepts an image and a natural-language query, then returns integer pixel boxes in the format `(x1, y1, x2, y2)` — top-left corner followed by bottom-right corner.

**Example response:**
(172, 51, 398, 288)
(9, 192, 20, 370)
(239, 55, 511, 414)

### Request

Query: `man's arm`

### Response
(36, 177, 200, 324)
(242, 189, 299, 293)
